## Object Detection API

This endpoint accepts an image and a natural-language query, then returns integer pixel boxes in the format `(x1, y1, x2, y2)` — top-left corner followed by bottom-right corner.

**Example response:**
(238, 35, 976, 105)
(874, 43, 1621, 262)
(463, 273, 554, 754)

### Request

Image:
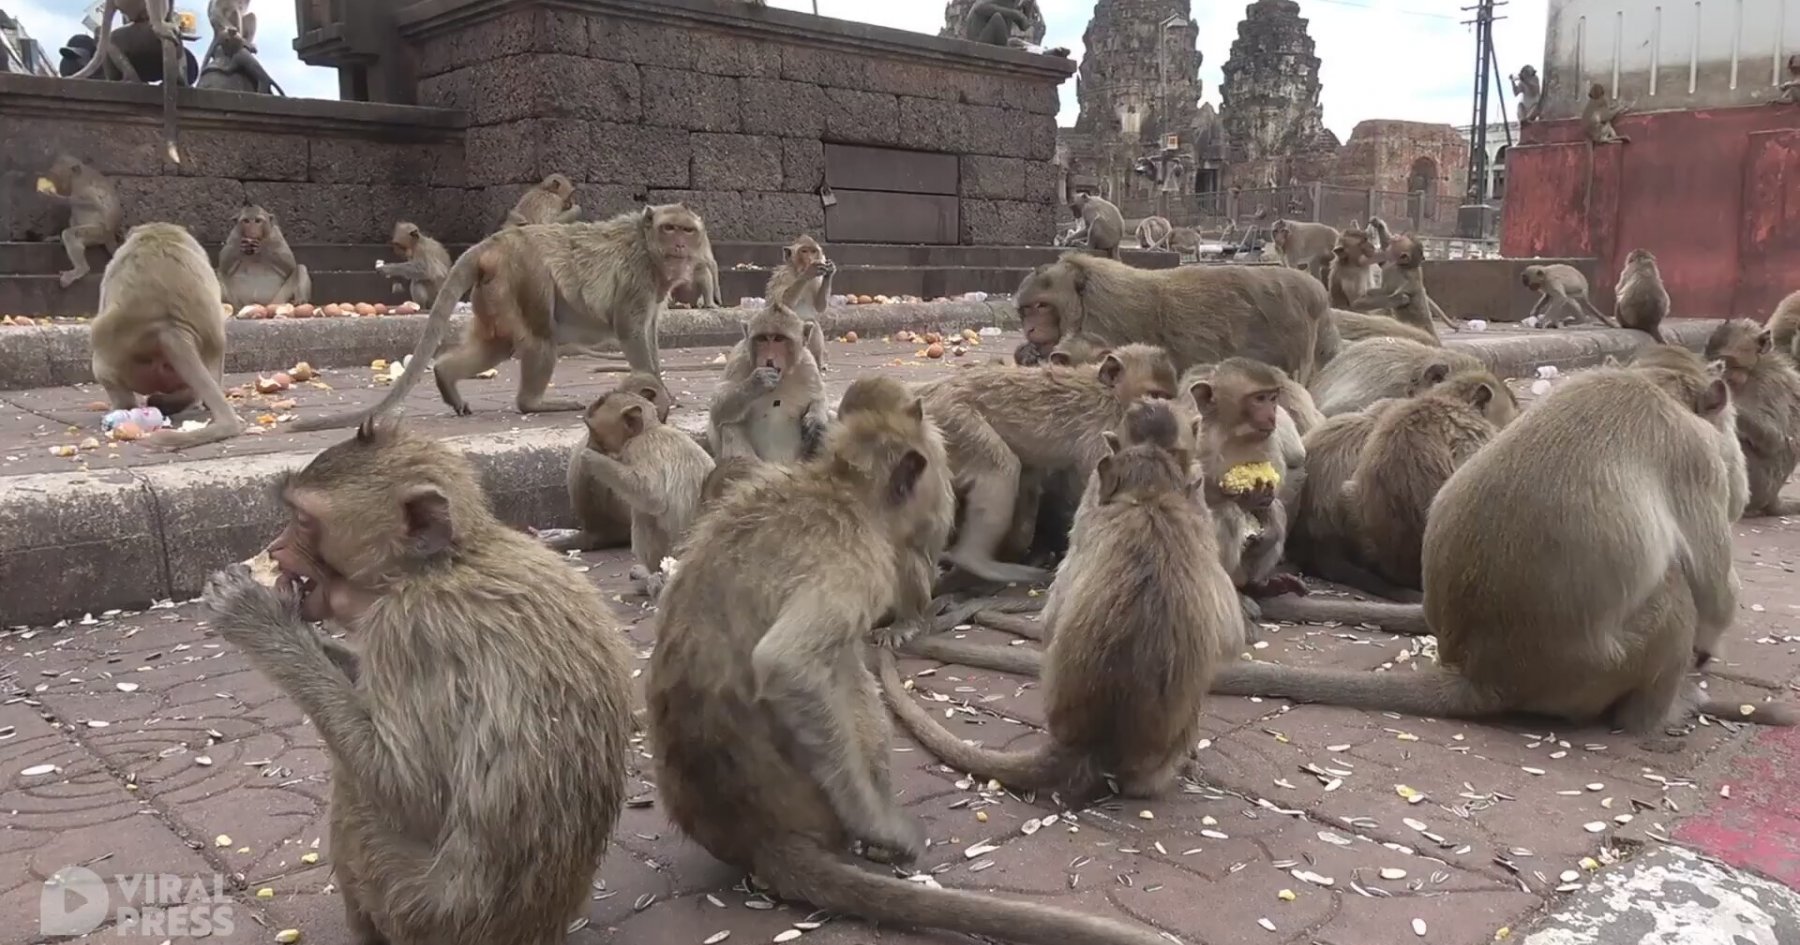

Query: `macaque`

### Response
(1365, 216, 1392, 251)
(218, 205, 312, 307)
(37, 154, 123, 289)
(1349, 234, 1461, 335)
(1135, 215, 1173, 250)
(293, 204, 710, 430)
(1583, 82, 1632, 144)
(1285, 397, 1423, 602)
(571, 390, 714, 594)
(764, 234, 835, 368)
(1271, 219, 1339, 282)
(1309, 337, 1483, 416)
(709, 304, 829, 464)
(1327, 225, 1381, 308)
(199, 417, 634, 945)
(1523, 263, 1613, 328)
(1774, 55, 1800, 104)
(504, 173, 582, 227)
(1703, 319, 1800, 517)
(1613, 248, 1670, 343)
(547, 371, 675, 554)
(377, 221, 451, 307)
(1331, 309, 1440, 347)
(1771, 289, 1800, 360)
(1067, 192, 1124, 260)
(1510, 65, 1543, 122)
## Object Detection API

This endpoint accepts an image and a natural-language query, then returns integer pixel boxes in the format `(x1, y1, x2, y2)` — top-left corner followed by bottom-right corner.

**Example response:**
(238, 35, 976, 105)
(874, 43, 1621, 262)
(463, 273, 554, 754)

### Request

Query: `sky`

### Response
(6, 0, 1550, 138)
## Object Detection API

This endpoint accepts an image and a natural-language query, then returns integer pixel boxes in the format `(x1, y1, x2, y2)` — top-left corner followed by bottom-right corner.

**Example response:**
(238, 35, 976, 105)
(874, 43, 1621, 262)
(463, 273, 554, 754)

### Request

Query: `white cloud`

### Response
(7, 0, 1547, 138)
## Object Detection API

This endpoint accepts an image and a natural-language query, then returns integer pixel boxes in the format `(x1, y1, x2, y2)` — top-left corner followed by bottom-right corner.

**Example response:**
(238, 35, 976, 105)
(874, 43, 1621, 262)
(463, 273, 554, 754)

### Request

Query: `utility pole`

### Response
(1457, 0, 1506, 238)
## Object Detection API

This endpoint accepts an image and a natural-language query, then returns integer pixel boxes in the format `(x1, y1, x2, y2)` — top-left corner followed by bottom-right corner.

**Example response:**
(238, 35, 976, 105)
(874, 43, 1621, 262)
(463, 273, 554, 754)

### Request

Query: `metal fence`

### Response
(1126, 183, 1490, 240)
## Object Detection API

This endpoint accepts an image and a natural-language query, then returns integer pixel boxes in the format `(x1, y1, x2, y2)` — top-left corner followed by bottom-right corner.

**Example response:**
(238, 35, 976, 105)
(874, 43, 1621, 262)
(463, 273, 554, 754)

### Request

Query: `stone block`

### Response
(961, 198, 1054, 246)
(462, 56, 542, 125)
(961, 103, 1039, 159)
(4, 172, 69, 241)
(960, 156, 1029, 201)
(174, 130, 309, 182)
(580, 186, 652, 221)
(640, 68, 740, 133)
(1, 117, 167, 177)
(781, 138, 825, 191)
(240, 183, 435, 243)
(823, 88, 900, 145)
(466, 120, 551, 185)
(691, 134, 783, 192)
(415, 7, 586, 77)
(537, 56, 642, 123)
(116, 176, 247, 243)
(588, 18, 699, 70)
(780, 44, 870, 91)
(896, 96, 971, 153)
(1026, 117, 1057, 161)
(646, 190, 748, 241)
(862, 58, 962, 101)
(308, 137, 448, 185)
(587, 124, 692, 189)
(740, 191, 825, 242)
(1023, 159, 1060, 203)
(137, 456, 291, 600)
(740, 78, 827, 139)
(1002, 78, 1064, 116)
(0, 469, 166, 626)
(417, 68, 475, 112)
(690, 31, 783, 78)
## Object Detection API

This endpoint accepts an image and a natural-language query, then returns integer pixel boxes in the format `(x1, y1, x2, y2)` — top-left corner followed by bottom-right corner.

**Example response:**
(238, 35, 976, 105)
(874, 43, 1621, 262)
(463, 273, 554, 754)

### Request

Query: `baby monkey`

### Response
(573, 388, 714, 596)
(504, 173, 582, 227)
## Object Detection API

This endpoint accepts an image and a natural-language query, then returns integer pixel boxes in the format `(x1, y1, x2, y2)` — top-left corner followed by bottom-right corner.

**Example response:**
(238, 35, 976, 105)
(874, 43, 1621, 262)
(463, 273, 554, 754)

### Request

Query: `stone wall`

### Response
(1331, 120, 1471, 195)
(394, 0, 1074, 246)
(0, 75, 468, 244)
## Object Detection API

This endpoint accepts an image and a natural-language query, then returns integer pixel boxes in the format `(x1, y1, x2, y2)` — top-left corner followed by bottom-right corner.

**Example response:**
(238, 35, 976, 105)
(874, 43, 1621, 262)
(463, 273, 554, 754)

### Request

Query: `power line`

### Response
(1460, 0, 1507, 206)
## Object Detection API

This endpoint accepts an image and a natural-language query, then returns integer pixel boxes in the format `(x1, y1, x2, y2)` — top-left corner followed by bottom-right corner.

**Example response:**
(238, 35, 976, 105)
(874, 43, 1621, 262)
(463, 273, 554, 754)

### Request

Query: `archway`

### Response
(1407, 156, 1440, 221)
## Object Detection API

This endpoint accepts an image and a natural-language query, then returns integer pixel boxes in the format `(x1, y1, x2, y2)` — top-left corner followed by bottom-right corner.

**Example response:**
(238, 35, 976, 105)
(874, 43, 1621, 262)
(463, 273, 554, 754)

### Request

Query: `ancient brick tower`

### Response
(1218, 0, 1339, 187)
(940, 0, 1047, 43)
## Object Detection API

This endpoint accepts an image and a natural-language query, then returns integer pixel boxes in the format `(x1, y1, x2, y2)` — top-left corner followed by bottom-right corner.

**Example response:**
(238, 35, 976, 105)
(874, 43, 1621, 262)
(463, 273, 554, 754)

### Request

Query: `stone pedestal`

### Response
(1456, 203, 1497, 240)
(395, 0, 1076, 245)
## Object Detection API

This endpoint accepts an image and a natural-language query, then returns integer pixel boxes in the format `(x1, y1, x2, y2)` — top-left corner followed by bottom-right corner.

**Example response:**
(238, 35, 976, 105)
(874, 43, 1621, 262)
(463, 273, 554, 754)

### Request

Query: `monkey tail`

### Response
(1696, 698, 1799, 727)
(874, 648, 1065, 788)
(757, 837, 1172, 945)
(69, 0, 116, 79)
(289, 245, 485, 432)
(161, 32, 181, 165)
(1210, 661, 1505, 720)
(899, 635, 1044, 676)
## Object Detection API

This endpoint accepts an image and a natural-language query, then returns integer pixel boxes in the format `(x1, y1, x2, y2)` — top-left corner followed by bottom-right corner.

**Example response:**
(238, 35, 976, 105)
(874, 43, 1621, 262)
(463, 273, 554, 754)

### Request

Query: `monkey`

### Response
(1523, 263, 1613, 328)
(1327, 225, 1382, 309)
(1285, 397, 1427, 603)
(194, 25, 282, 95)
(569, 389, 715, 595)
(1344, 368, 1519, 591)
(504, 173, 582, 228)
(1583, 82, 1632, 145)
(1767, 289, 1800, 360)
(1703, 318, 1800, 518)
(646, 375, 1173, 945)
(37, 154, 124, 289)
(292, 204, 709, 431)
(1185, 359, 1307, 600)
(670, 246, 724, 310)
(1270, 219, 1339, 282)
(1348, 234, 1461, 336)
(1331, 308, 1440, 347)
(1014, 252, 1330, 383)
(545, 371, 675, 554)
(1134, 215, 1173, 250)
(376, 221, 451, 308)
(198, 417, 635, 945)
(700, 454, 763, 508)
(1068, 193, 1125, 260)
(1166, 226, 1202, 258)
(764, 234, 835, 369)
(1613, 248, 1671, 344)
(709, 304, 830, 464)
(1365, 216, 1392, 251)
(1213, 363, 1800, 735)
(1309, 337, 1484, 417)
(70, 0, 183, 164)
(217, 205, 312, 308)
(922, 344, 1178, 585)
(1510, 65, 1543, 122)
(88, 222, 249, 452)
(963, 0, 1035, 47)
(879, 396, 1239, 802)
(1773, 55, 1800, 104)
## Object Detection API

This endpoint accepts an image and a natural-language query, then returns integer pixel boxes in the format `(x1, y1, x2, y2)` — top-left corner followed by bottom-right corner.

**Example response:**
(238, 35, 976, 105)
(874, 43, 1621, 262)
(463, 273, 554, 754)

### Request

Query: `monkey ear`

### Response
(1422, 362, 1451, 386)
(1189, 380, 1215, 408)
(1095, 455, 1123, 502)
(1758, 329, 1774, 354)
(1102, 430, 1122, 454)
(742, 321, 754, 344)
(1048, 350, 1073, 367)
(636, 386, 661, 404)
(802, 321, 817, 344)
(1699, 378, 1731, 417)
(1097, 354, 1124, 387)
(887, 450, 928, 506)
(621, 404, 645, 435)
(401, 485, 455, 558)
(1601, 355, 1622, 368)
(641, 206, 656, 225)
(1469, 383, 1495, 409)
(782, 245, 794, 261)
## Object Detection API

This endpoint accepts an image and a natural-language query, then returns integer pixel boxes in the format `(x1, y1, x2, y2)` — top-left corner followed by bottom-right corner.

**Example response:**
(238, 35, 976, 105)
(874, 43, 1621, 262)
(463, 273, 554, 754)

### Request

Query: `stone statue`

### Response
(195, 26, 285, 94)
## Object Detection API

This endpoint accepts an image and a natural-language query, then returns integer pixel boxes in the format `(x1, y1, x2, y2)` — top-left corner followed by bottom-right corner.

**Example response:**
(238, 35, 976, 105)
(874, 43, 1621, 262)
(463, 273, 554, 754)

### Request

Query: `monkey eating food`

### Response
(37, 154, 124, 290)
(504, 173, 582, 227)
(763, 234, 835, 369)
(709, 303, 830, 463)
(376, 221, 451, 308)
(218, 204, 312, 308)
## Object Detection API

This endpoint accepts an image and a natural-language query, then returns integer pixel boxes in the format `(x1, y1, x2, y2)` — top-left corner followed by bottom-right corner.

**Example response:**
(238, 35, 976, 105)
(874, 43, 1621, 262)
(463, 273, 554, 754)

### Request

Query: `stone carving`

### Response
(1218, 0, 1340, 186)
(941, 0, 1047, 45)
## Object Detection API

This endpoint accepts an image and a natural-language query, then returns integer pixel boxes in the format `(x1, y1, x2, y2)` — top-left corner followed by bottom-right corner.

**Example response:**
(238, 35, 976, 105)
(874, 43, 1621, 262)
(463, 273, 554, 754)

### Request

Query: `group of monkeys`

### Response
(166, 167, 1800, 944)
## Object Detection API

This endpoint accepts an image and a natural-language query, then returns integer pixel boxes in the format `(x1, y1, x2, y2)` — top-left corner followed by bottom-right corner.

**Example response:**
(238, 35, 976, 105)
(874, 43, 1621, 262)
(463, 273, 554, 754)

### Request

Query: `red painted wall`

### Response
(1500, 105, 1800, 319)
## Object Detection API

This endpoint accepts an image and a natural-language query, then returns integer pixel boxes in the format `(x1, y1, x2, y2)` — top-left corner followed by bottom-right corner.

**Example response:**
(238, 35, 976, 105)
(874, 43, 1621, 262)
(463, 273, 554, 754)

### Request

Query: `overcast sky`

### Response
(7, 0, 1549, 137)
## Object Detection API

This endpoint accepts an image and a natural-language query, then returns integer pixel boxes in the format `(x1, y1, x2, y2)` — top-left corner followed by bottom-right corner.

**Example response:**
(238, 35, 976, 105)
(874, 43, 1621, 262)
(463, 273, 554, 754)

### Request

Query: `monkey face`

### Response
(1017, 266, 1081, 347)
(45, 156, 80, 191)
(265, 489, 364, 623)
(1013, 341, 1049, 367)
(389, 224, 420, 258)
(751, 332, 796, 372)
(543, 174, 573, 197)
(1241, 388, 1280, 435)
(236, 210, 271, 248)
(1520, 267, 1542, 290)
(649, 207, 702, 261)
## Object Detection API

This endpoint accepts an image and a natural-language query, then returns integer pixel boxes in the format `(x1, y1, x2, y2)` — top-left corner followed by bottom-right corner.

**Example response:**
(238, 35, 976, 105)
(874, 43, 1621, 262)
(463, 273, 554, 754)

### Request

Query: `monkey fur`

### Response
(1067, 193, 1125, 260)
(1510, 65, 1543, 122)
(1583, 82, 1632, 145)
(377, 221, 451, 308)
(1134, 214, 1173, 250)
(575, 389, 714, 596)
(1014, 252, 1331, 383)
(1613, 248, 1671, 344)
(1349, 234, 1461, 336)
(200, 418, 635, 945)
(1704, 318, 1800, 518)
(218, 204, 312, 307)
(709, 303, 830, 464)
(546, 372, 676, 554)
(504, 173, 582, 227)
(1330, 309, 1440, 348)
(1271, 219, 1339, 283)
(1309, 337, 1483, 417)
(38, 154, 124, 289)
(1327, 225, 1381, 309)
(1523, 263, 1613, 328)
(1771, 289, 1800, 361)
(764, 234, 836, 369)
(194, 25, 282, 94)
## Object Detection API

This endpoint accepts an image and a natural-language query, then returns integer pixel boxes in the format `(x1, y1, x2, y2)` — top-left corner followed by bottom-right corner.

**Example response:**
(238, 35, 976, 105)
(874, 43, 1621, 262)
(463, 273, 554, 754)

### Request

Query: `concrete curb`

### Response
(0, 319, 1720, 627)
(0, 300, 1020, 390)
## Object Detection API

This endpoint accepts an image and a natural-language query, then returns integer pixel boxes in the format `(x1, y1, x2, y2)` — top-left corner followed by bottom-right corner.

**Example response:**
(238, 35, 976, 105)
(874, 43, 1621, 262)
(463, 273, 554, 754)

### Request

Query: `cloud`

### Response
(6, 0, 1545, 138)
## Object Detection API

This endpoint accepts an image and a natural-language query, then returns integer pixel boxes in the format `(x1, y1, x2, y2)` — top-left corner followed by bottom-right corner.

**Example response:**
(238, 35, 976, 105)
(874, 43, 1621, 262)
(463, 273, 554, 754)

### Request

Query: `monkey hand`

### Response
(867, 617, 927, 650)
(811, 260, 836, 277)
(751, 366, 782, 390)
(857, 811, 927, 866)
(200, 563, 305, 642)
(1230, 480, 1277, 512)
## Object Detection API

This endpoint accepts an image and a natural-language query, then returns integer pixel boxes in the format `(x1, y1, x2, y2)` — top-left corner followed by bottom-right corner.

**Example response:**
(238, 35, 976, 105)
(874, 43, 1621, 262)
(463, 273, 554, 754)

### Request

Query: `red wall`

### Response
(1500, 105, 1800, 319)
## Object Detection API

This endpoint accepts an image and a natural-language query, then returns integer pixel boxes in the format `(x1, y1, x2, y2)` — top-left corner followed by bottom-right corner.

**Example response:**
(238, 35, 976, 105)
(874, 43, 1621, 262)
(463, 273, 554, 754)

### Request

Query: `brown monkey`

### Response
(504, 173, 582, 227)
(709, 304, 829, 463)
(923, 344, 1178, 584)
(218, 205, 312, 307)
(294, 204, 709, 431)
(671, 246, 724, 310)
(1774, 55, 1800, 104)
(1523, 263, 1613, 327)
(1135, 214, 1173, 250)
(1510, 65, 1543, 122)
(200, 418, 634, 945)
(37, 154, 124, 289)
(1014, 252, 1330, 381)
(1067, 192, 1125, 260)
(880, 397, 1238, 802)
(570, 390, 715, 594)
(1331, 308, 1440, 347)
(1345, 369, 1519, 590)
(70, 0, 183, 164)
(1328, 225, 1381, 308)
(1271, 219, 1339, 281)
(1186, 359, 1305, 599)
(1349, 234, 1461, 336)
(1043, 333, 1113, 368)
(1285, 397, 1425, 602)
(699, 454, 762, 508)
(1365, 215, 1392, 251)
(1309, 337, 1483, 416)
(89, 222, 247, 451)
(1216, 365, 1798, 734)
(1166, 226, 1202, 258)
(1583, 82, 1632, 144)
(1613, 248, 1671, 343)
(1767, 289, 1800, 358)
(547, 372, 675, 554)
(647, 377, 1167, 944)
(764, 234, 835, 369)
(377, 221, 451, 308)
(1704, 318, 1800, 517)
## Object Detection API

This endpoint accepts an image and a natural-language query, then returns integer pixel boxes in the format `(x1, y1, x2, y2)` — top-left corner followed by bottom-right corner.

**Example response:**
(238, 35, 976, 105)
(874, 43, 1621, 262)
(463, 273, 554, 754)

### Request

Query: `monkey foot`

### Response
(58, 270, 84, 289)
(1244, 573, 1308, 599)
